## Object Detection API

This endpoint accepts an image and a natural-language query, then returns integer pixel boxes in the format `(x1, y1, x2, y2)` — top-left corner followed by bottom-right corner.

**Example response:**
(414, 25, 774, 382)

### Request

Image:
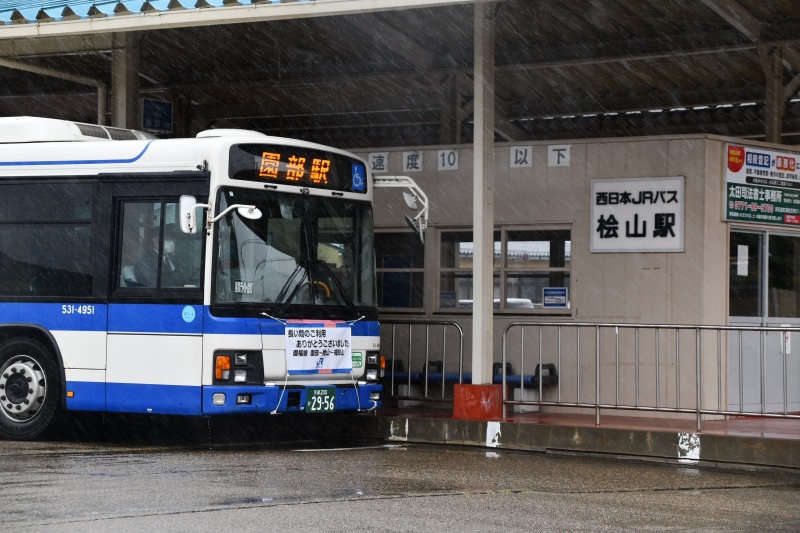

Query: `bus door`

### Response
(106, 180, 207, 415)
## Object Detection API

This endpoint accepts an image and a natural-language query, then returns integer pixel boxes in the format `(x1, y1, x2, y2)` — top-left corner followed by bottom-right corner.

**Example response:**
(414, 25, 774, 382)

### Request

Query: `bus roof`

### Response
(0, 116, 156, 143)
(0, 119, 372, 196)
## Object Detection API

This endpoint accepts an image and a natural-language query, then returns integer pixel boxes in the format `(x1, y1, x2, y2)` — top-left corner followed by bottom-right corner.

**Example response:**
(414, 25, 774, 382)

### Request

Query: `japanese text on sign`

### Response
(369, 152, 389, 173)
(259, 151, 332, 185)
(548, 144, 571, 167)
(284, 326, 352, 375)
(510, 146, 533, 168)
(591, 176, 685, 253)
(403, 151, 423, 172)
(725, 144, 800, 226)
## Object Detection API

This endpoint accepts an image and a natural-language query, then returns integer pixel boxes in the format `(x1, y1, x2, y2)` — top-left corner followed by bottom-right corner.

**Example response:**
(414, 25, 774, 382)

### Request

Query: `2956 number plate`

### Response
(306, 387, 336, 413)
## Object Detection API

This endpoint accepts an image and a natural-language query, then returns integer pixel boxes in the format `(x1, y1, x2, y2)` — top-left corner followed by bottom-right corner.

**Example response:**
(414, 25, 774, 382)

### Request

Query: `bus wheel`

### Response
(0, 338, 60, 440)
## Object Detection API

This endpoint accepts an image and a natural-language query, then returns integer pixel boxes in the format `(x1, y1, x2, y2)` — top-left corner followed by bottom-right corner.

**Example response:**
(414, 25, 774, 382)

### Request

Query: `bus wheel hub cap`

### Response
(0, 357, 46, 422)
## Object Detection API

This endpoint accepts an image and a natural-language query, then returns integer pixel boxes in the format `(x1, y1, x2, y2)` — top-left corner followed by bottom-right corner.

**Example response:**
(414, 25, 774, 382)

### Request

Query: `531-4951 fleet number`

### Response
(61, 304, 96, 315)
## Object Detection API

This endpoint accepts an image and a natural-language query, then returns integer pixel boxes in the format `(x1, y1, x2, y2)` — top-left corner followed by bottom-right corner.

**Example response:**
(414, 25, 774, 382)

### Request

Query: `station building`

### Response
(366, 135, 800, 415)
(2, 0, 800, 419)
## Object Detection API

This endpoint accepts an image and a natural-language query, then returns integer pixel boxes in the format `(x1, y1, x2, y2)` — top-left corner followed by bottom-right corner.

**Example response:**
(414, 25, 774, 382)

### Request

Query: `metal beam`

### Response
(700, 0, 764, 41)
(508, 86, 766, 120)
(703, 0, 800, 94)
(494, 112, 527, 141)
(762, 46, 784, 143)
(0, 34, 113, 56)
(0, 55, 107, 123)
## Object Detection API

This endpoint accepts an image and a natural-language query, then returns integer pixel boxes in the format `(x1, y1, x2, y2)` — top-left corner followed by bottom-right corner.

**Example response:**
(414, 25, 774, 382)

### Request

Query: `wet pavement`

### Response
(1, 414, 799, 532)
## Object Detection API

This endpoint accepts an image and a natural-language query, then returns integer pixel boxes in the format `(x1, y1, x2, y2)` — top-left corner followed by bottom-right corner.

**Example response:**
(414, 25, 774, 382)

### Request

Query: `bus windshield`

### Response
(213, 187, 376, 318)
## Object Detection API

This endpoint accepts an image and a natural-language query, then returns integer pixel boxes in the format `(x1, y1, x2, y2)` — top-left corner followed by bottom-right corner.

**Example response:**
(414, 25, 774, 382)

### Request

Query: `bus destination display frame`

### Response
(229, 144, 368, 194)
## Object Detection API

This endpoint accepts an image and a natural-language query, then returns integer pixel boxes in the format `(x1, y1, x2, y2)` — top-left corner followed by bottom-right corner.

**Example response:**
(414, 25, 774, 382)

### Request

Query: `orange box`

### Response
(453, 384, 503, 420)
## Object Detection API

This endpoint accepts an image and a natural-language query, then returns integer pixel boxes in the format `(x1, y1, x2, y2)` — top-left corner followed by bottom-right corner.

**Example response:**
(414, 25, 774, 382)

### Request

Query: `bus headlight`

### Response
(212, 393, 226, 406)
(213, 350, 264, 384)
(365, 350, 381, 383)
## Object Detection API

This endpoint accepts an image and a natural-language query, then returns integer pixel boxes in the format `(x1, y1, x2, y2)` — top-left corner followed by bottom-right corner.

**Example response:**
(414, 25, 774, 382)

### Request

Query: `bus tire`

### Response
(0, 338, 60, 440)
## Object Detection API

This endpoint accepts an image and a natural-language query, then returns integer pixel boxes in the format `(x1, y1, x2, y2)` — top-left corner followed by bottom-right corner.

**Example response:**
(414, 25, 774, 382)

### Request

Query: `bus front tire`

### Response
(0, 338, 60, 440)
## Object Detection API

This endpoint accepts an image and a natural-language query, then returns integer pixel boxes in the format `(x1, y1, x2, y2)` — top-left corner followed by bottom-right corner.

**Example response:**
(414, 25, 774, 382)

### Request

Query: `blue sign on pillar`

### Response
(142, 98, 173, 133)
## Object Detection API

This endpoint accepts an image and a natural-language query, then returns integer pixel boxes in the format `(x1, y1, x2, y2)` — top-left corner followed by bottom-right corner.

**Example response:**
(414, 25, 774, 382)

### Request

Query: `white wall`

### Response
(362, 135, 800, 413)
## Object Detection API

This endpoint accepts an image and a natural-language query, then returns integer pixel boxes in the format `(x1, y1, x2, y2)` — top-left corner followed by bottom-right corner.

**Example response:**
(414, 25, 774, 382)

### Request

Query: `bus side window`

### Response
(117, 200, 204, 290)
(162, 222, 197, 288)
(133, 225, 161, 288)
(118, 201, 161, 289)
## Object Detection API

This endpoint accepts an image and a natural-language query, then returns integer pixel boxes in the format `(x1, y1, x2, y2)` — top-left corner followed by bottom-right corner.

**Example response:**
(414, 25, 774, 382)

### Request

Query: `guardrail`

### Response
(380, 320, 464, 402)
(503, 322, 800, 430)
(380, 319, 558, 405)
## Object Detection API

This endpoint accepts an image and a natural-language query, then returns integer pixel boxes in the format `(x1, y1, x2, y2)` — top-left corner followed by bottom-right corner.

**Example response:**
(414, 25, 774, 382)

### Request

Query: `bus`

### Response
(0, 116, 428, 440)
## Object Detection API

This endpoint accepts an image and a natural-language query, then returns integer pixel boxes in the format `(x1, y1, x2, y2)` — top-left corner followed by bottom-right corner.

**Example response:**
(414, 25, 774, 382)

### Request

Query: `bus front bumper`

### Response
(202, 383, 382, 414)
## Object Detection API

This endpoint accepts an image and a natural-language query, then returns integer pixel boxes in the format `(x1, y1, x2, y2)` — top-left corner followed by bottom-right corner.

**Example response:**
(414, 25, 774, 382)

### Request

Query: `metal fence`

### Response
(379, 319, 800, 430)
(503, 322, 800, 430)
(380, 320, 464, 402)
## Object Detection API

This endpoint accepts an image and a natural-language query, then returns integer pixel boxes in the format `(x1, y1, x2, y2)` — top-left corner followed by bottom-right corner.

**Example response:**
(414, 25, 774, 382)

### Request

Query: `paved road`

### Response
(1, 414, 798, 532)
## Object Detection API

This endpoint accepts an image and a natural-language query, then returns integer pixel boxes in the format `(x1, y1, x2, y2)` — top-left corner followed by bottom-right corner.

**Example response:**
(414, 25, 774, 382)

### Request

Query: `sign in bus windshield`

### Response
(229, 144, 367, 193)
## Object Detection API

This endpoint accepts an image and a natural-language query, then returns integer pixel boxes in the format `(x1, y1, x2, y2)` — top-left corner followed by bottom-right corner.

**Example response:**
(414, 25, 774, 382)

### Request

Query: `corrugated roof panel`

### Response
(0, 0, 313, 24)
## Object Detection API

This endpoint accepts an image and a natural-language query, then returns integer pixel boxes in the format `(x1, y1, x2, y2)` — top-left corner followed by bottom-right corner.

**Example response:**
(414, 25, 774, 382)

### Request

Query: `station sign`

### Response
(591, 176, 685, 253)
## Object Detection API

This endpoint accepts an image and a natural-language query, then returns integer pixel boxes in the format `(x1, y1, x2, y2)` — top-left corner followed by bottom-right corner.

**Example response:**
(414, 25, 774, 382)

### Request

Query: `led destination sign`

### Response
(229, 144, 367, 194)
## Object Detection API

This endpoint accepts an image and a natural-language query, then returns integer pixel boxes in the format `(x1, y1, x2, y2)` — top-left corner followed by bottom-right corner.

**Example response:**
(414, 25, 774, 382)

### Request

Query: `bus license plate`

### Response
(306, 387, 336, 413)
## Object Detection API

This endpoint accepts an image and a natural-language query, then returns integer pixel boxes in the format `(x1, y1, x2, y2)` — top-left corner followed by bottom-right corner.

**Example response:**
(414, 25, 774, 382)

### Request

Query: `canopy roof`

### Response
(1, 0, 799, 148)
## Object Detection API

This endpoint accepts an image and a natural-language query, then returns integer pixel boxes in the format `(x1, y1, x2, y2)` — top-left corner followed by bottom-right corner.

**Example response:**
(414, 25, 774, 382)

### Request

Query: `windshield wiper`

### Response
(274, 265, 308, 317)
(315, 259, 362, 320)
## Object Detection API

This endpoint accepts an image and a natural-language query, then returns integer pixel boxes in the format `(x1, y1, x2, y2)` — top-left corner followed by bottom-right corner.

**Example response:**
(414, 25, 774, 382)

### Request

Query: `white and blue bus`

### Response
(0, 116, 427, 440)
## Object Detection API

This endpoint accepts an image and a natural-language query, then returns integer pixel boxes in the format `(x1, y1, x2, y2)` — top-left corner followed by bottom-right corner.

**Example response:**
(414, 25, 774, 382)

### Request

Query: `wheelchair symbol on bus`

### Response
(351, 164, 365, 191)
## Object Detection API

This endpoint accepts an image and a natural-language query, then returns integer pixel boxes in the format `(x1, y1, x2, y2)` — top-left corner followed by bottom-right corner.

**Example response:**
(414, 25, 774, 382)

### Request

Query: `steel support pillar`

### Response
(470, 2, 495, 386)
(762, 46, 784, 144)
(112, 32, 139, 129)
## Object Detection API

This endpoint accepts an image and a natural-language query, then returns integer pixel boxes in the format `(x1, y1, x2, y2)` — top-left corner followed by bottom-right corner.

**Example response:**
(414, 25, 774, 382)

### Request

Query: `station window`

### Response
(730, 230, 800, 318)
(438, 227, 571, 311)
(729, 231, 762, 317)
(768, 234, 800, 317)
(375, 232, 425, 310)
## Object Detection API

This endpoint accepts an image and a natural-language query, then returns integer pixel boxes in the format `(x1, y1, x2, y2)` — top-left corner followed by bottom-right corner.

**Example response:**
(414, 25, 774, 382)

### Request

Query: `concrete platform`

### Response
(355, 409, 800, 473)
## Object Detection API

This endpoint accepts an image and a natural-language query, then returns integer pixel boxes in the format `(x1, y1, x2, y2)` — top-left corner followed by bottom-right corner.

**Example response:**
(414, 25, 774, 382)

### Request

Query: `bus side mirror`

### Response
(180, 195, 199, 234)
(402, 191, 424, 243)
(402, 191, 418, 210)
(373, 175, 429, 245)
